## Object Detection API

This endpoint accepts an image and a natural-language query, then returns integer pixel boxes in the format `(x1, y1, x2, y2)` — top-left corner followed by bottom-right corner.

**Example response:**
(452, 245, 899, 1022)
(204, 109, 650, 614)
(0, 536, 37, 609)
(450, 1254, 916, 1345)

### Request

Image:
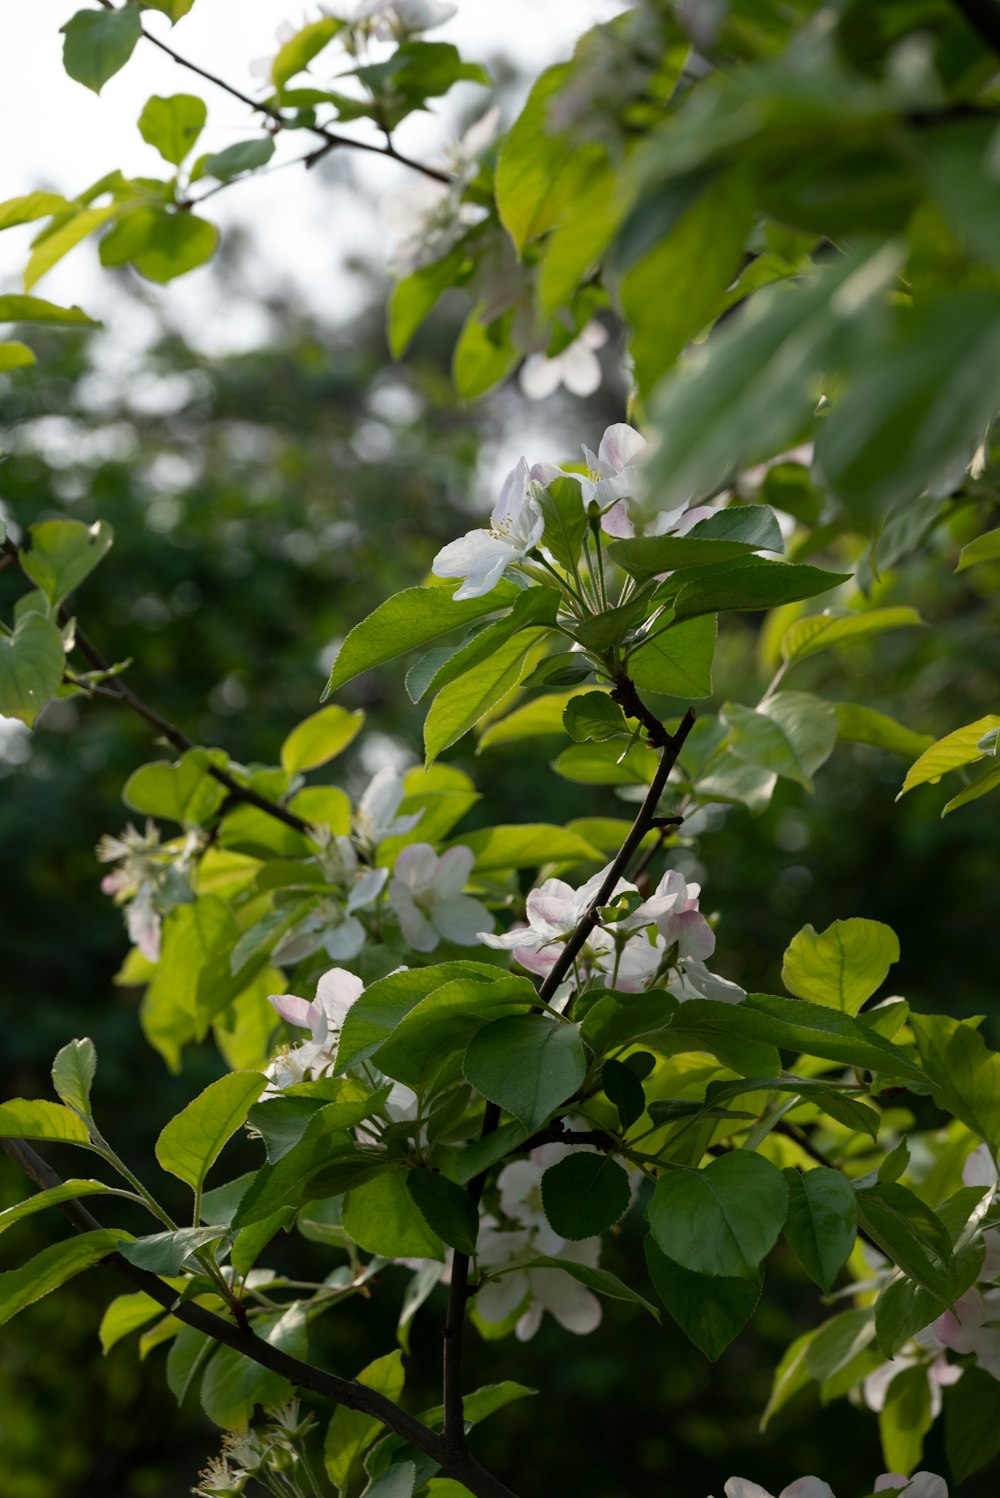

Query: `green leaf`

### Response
(879, 1364, 932, 1478)
(644, 246, 900, 513)
(496, 64, 579, 249)
(280, 704, 364, 774)
(335, 962, 508, 1074)
(20, 519, 113, 606)
(723, 691, 838, 791)
(607, 535, 761, 580)
(957, 525, 1000, 572)
(781, 918, 899, 1015)
(248, 1086, 380, 1162)
(143, 1, 197, 19)
(942, 761, 1000, 816)
(648, 1152, 789, 1279)
(834, 703, 934, 761)
(780, 607, 922, 664)
(761, 1329, 815, 1430)
(325, 582, 519, 696)
(0, 294, 100, 328)
(452, 305, 518, 400)
(0, 1231, 129, 1326)
(51, 1038, 96, 1117)
(517, 1256, 660, 1320)
(448, 823, 603, 872)
(805, 1307, 874, 1384)
(816, 293, 1000, 521)
(0, 341, 35, 371)
(406, 1171, 478, 1255)
(0, 612, 66, 728)
(98, 208, 218, 284)
(898, 715, 1000, 799)
(232, 1117, 370, 1229)
(855, 1182, 953, 1299)
(61, 7, 142, 93)
(0, 1181, 112, 1236)
(463, 1015, 587, 1131)
(620, 168, 755, 396)
(552, 738, 660, 786)
(119, 1226, 227, 1275)
(197, 138, 276, 183)
(627, 615, 716, 699)
(156, 1071, 267, 1194)
(138, 94, 207, 166)
(99, 1290, 170, 1354)
(122, 747, 228, 826)
(325, 1351, 405, 1489)
(910, 1013, 1000, 1154)
(944, 1367, 1000, 1482)
(644, 1237, 760, 1360)
(0, 193, 71, 231)
(687, 506, 784, 551)
(424, 628, 547, 764)
(389, 246, 468, 359)
(538, 477, 588, 572)
(200, 1305, 307, 1429)
(601, 1059, 646, 1131)
(272, 17, 342, 90)
(372, 975, 536, 1091)
(782, 1167, 856, 1292)
(670, 559, 850, 623)
(419, 588, 559, 704)
(0, 1098, 90, 1145)
(541, 1153, 632, 1240)
(342, 1170, 445, 1261)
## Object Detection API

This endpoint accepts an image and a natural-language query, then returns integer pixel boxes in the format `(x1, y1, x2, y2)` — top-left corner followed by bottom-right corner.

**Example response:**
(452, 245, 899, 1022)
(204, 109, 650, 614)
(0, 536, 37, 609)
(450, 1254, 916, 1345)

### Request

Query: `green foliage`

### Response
(463, 1015, 587, 1131)
(0, 612, 66, 727)
(647, 1152, 789, 1279)
(644, 1238, 761, 1361)
(155, 1071, 267, 1194)
(60, 8, 142, 94)
(781, 1167, 856, 1293)
(781, 918, 899, 1015)
(50, 1038, 97, 1118)
(540, 1153, 631, 1240)
(137, 95, 207, 166)
(0, 1232, 131, 1327)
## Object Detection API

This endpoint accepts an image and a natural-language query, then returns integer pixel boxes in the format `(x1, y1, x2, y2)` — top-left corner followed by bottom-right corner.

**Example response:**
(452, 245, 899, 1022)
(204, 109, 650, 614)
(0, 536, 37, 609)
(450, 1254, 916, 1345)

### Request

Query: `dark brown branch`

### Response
(0, 1137, 520, 1498)
(441, 703, 696, 1451)
(949, 0, 1000, 55)
(95, 0, 450, 186)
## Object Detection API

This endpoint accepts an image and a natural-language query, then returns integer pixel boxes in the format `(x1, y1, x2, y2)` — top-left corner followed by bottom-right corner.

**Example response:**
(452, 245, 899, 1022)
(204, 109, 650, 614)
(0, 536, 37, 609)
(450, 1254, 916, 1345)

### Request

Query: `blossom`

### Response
(570, 421, 716, 540)
(874, 1477, 948, 1498)
(264, 966, 364, 1091)
(863, 1347, 961, 1418)
(354, 767, 421, 849)
(519, 322, 608, 401)
(97, 820, 201, 962)
(362, 0, 456, 37)
(933, 1285, 1000, 1379)
(479, 864, 626, 975)
(712, 1479, 948, 1498)
(381, 108, 499, 276)
(432, 457, 546, 599)
(388, 842, 491, 952)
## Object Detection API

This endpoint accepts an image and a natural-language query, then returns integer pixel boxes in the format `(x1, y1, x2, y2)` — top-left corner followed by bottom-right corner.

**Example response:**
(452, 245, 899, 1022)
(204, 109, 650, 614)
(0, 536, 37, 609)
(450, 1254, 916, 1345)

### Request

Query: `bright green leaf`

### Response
(0, 611, 66, 728)
(51, 1038, 97, 1117)
(0, 1231, 129, 1326)
(20, 519, 113, 606)
(898, 714, 1000, 799)
(156, 1071, 268, 1194)
(0, 1098, 90, 1146)
(723, 690, 838, 791)
(780, 607, 922, 664)
(61, 8, 142, 93)
(781, 918, 899, 1015)
(138, 94, 207, 166)
(280, 704, 364, 774)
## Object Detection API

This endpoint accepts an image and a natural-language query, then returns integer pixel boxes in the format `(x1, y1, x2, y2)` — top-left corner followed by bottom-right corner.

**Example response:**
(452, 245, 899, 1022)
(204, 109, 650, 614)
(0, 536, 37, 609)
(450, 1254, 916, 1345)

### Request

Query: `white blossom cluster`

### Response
(96, 820, 203, 962)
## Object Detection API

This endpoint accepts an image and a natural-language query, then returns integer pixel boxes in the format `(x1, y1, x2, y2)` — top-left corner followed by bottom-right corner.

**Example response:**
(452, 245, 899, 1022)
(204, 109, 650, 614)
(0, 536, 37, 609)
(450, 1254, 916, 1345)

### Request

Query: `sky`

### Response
(1, 1, 627, 350)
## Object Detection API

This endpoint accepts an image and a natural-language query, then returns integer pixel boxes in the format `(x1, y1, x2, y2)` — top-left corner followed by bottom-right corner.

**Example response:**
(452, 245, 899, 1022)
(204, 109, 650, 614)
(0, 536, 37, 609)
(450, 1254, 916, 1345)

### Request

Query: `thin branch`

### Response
(96, 0, 450, 186)
(441, 702, 697, 1451)
(949, 0, 1000, 55)
(0, 1137, 520, 1498)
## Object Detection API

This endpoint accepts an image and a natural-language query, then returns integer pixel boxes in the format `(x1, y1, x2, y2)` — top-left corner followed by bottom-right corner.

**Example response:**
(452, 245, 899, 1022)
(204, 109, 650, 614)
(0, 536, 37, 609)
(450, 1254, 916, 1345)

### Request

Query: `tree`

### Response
(3, 2, 1000, 1495)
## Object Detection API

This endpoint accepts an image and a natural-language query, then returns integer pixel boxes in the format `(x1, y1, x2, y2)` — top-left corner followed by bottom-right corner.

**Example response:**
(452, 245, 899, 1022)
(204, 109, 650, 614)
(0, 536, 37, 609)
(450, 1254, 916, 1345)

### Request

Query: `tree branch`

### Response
(0, 1136, 520, 1498)
(441, 702, 696, 1451)
(95, 0, 450, 186)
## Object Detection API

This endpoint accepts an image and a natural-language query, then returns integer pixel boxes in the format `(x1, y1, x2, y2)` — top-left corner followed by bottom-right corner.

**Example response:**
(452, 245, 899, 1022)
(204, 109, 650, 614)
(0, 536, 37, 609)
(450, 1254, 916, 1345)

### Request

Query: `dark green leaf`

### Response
(601, 1059, 646, 1130)
(463, 1015, 587, 1131)
(647, 1152, 789, 1278)
(61, 7, 142, 93)
(644, 1236, 761, 1360)
(406, 1171, 478, 1255)
(782, 1167, 856, 1291)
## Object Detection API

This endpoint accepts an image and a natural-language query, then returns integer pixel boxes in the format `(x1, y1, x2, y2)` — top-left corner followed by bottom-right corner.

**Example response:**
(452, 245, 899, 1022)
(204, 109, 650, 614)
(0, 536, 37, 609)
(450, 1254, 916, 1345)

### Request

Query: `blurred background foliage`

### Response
(2, 232, 1000, 1496)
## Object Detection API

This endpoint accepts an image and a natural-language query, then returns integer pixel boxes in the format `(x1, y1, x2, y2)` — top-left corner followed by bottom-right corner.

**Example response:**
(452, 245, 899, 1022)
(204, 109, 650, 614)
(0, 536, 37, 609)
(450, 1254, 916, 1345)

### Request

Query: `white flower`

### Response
(354, 767, 421, 849)
(519, 322, 608, 401)
(874, 1478, 949, 1498)
(479, 864, 626, 976)
(863, 1349, 961, 1418)
(264, 966, 364, 1091)
(364, 0, 456, 38)
(388, 842, 491, 952)
(432, 457, 546, 599)
(723, 1483, 835, 1498)
(97, 820, 201, 962)
(381, 107, 499, 276)
(571, 421, 717, 541)
(933, 1285, 1000, 1378)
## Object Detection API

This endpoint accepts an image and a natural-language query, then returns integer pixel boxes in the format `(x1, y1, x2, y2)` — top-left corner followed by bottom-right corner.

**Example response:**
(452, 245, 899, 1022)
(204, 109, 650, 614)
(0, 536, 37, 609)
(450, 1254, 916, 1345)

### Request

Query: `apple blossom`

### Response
(478, 864, 626, 975)
(381, 107, 499, 276)
(874, 1476, 948, 1498)
(97, 821, 202, 962)
(353, 766, 421, 849)
(711, 1478, 948, 1498)
(432, 457, 547, 600)
(388, 842, 492, 951)
(519, 322, 608, 401)
(362, 0, 457, 38)
(264, 966, 364, 1091)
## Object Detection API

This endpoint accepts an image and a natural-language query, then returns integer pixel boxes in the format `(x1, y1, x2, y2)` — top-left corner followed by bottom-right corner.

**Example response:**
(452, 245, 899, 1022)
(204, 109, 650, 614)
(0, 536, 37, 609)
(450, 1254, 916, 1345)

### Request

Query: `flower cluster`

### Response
(193, 1400, 319, 1498)
(716, 1478, 946, 1498)
(97, 820, 203, 962)
(480, 861, 744, 1004)
(431, 421, 714, 600)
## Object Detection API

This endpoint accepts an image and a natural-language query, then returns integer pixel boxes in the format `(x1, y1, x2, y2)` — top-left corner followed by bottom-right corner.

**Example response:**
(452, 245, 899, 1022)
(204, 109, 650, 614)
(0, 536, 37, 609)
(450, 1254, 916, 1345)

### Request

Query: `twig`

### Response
(441, 701, 697, 1451)
(95, 0, 450, 186)
(0, 1137, 520, 1498)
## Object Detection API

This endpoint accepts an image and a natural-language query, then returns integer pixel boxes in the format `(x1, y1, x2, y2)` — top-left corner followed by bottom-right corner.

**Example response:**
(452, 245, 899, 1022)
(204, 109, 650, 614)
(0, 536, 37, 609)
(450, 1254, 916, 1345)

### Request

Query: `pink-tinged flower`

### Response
(933, 1285, 1000, 1379)
(519, 323, 608, 401)
(874, 1477, 948, 1498)
(572, 421, 717, 541)
(388, 843, 491, 952)
(265, 967, 365, 1091)
(432, 458, 546, 600)
(479, 864, 627, 975)
(354, 768, 422, 849)
(863, 1350, 961, 1418)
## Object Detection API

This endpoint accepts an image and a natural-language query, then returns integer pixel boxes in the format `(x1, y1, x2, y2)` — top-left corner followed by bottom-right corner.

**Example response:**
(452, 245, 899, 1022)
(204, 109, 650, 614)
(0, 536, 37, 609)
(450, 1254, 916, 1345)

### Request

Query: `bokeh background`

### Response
(2, 5, 1000, 1496)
